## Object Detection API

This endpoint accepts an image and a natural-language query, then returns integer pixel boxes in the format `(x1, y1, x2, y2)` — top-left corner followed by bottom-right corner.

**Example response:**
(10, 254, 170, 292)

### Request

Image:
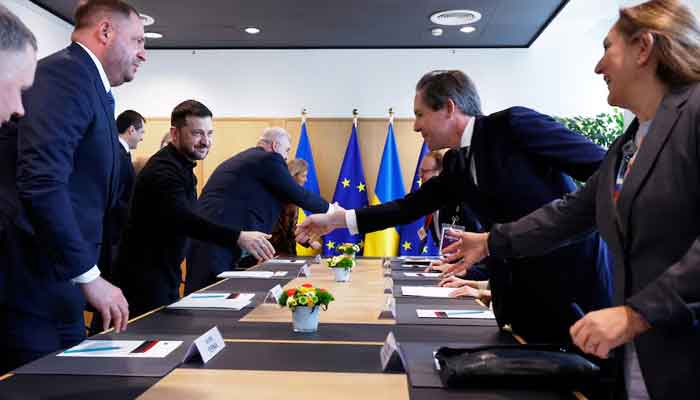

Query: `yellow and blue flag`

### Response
(322, 121, 369, 256)
(364, 120, 405, 256)
(294, 120, 321, 256)
(398, 142, 439, 255)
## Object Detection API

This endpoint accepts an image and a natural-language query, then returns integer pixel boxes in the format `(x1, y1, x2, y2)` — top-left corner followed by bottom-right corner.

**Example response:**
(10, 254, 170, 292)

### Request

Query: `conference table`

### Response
(0, 258, 583, 399)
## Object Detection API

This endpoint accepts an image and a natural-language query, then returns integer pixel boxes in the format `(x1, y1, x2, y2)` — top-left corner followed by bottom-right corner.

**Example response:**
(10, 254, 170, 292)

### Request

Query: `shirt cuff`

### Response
(345, 210, 359, 235)
(326, 203, 335, 214)
(71, 265, 101, 284)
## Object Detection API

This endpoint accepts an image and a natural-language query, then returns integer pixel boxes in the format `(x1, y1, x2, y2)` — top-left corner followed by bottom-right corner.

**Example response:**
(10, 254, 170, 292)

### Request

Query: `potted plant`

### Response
(278, 283, 334, 332)
(337, 243, 361, 259)
(327, 254, 354, 282)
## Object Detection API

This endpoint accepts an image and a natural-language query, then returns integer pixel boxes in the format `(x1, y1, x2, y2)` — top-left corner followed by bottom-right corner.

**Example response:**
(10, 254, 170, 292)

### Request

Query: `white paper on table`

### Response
(58, 340, 183, 358)
(416, 309, 496, 319)
(217, 271, 274, 278)
(265, 259, 306, 265)
(400, 286, 456, 298)
(403, 272, 441, 278)
(167, 292, 254, 310)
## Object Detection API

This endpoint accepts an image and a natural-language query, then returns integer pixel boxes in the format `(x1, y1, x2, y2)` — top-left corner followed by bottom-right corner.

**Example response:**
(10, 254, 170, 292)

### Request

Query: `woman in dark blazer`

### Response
(443, 1, 700, 398)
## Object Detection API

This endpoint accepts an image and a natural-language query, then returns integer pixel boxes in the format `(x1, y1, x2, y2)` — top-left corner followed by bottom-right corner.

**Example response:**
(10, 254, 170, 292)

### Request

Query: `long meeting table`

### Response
(0, 258, 582, 400)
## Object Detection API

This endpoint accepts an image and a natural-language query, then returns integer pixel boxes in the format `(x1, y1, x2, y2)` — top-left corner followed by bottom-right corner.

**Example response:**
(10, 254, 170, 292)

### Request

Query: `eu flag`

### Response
(294, 119, 322, 256)
(364, 120, 404, 256)
(398, 142, 439, 255)
(322, 122, 369, 256)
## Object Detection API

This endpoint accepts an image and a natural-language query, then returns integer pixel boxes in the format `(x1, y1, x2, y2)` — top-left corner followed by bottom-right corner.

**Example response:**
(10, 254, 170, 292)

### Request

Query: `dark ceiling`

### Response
(30, 0, 569, 49)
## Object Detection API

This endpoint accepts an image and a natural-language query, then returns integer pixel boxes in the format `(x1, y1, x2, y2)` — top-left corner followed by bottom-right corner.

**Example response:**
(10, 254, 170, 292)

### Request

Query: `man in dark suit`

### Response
(185, 127, 331, 294)
(298, 70, 613, 342)
(417, 151, 489, 280)
(113, 100, 274, 317)
(0, 0, 146, 373)
(0, 5, 37, 126)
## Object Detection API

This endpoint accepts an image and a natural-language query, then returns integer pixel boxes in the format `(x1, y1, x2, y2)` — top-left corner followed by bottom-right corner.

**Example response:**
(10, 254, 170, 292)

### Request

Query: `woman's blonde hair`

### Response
(617, 0, 700, 86)
(288, 158, 308, 180)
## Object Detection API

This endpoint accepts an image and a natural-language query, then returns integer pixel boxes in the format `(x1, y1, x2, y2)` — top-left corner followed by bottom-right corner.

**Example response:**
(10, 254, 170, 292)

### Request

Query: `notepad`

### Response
(217, 271, 288, 278)
(58, 340, 182, 358)
(168, 292, 254, 310)
(403, 272, 441, 278)
(400, 286, 456, 298)
(416, 309, 495, 319)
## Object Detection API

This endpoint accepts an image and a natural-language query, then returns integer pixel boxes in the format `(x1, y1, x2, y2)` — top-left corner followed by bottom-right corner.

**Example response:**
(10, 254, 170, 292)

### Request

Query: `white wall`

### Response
(9, 0, 694, 119)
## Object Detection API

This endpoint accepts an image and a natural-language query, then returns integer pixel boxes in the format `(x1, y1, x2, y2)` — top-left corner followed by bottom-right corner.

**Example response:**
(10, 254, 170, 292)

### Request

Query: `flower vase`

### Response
(292, 305, 320, 332)
(333, 267, 351, 282)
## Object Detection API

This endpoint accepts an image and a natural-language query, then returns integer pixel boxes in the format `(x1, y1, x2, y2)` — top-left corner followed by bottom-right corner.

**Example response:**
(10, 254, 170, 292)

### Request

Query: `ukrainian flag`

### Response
(364, 119, 405, 256)
(294, 119, 321, 256)
(322, 120, 369, 256)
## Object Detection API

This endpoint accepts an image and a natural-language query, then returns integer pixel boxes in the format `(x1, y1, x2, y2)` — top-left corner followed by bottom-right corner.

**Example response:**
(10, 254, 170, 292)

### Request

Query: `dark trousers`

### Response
(0, 217, 86, 374)
(0, 307, 84, 374)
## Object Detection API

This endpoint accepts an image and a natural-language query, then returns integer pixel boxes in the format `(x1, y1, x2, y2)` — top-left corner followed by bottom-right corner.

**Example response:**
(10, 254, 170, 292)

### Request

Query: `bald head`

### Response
(258, 127, 292, 160)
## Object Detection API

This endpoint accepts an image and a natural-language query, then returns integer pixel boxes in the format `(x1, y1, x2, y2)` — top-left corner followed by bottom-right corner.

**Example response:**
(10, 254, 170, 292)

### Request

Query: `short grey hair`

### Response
(0, 5, 37, 52)
(416, 70, 482, 116)
(258, 127, 290, 146)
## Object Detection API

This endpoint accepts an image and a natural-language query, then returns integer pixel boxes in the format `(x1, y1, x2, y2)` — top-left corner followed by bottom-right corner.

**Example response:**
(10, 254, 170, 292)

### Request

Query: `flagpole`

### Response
(301, 107, 307, 124)
(388, 107, 394, 126)
(352, 108, 359, 128)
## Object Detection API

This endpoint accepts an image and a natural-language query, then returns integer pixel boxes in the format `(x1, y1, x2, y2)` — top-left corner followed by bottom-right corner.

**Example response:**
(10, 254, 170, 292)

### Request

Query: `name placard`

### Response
(380, 332, 405, 372)
(183, 326, 225, 364)
(264, 284, 283, 304)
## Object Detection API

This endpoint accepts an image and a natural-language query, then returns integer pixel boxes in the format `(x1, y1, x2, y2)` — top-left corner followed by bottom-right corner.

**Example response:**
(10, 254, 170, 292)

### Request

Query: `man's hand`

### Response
(295, 210, 347, 244)
(80, 277, 129, 333)
(440, 230, 490, 276)
(238, 231, 275, 261)
(570, 306, 651, 359)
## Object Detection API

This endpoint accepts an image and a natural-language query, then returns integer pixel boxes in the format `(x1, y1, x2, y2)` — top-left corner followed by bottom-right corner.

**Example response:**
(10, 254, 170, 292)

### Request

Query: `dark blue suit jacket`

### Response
(357, 107, 613, 341)
(0, 43, 120, 320)
(185, 147, 329, 293)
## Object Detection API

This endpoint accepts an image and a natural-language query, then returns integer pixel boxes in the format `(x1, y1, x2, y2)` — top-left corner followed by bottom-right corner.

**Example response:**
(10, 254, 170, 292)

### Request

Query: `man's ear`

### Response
(445, 98, 456, 118)
(97, 19, 113, 45)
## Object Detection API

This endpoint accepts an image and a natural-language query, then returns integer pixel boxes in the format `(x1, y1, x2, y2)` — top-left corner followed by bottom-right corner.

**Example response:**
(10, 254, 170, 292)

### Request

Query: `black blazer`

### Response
(490, 84, 700, 398)
(185, 147, 328, 294)
(114, 144, 240, 316)
(0, 43, 120, 319)
(356, 107, 613, 341)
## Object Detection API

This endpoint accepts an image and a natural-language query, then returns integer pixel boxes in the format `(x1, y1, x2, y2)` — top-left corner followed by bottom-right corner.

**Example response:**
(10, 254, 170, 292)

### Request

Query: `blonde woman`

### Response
(441, 1, 700, 398)
(271, 159, 309, 255)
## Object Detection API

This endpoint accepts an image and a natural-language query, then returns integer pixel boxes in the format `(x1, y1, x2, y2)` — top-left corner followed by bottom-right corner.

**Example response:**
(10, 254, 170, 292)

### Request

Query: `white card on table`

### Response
(416, 309, 495, 319)
(59, 340, 182, 358)
(400, 286, 456, 298)
(168, 292, 254, 310)
(403, 272, 441, 278)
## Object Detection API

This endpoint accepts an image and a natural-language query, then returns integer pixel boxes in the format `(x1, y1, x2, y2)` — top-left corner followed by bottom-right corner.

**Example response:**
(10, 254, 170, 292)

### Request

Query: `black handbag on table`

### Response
(434, 344, 600, 390)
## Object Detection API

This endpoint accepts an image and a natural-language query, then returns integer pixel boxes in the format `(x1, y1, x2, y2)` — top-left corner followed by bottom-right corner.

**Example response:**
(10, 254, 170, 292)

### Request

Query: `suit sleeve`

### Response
(260, 154, 329, 213)
(148, 162, 241, 247)
(488, 170, 600, 258)
(626, 108, 700, 329)
(16, 61, 97, 281)
(355, 156, 461, 234)
(507, 107, 607, 181)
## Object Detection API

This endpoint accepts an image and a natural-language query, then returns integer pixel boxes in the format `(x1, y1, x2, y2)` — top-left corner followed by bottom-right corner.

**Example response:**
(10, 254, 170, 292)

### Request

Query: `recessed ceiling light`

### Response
(144, 32, 163, 39)
(430, 9, 481, 26)
(140, 14, 155, 26)
(431, 28, 443, 37)
(459, 26, 476, 34)
(244, 27, 261, 35)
